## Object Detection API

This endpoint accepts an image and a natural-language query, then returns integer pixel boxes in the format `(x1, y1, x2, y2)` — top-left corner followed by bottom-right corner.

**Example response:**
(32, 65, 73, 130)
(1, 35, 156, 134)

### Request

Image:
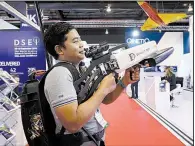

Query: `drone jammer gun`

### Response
(74, 41, 157, 103)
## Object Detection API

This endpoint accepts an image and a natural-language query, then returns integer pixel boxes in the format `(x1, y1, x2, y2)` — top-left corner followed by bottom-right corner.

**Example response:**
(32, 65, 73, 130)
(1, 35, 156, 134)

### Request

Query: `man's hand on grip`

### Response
(98, 73, 117, 96)
(122, 66, 140, 86)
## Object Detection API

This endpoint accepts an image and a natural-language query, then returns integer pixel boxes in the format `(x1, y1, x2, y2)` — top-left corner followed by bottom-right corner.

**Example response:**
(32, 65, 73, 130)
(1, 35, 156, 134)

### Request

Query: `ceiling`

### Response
(0, 1, 193, 31)
(38, 1, 193, 20)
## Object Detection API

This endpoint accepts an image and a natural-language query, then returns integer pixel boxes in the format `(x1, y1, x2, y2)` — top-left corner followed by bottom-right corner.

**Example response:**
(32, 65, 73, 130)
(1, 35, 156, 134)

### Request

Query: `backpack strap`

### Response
(38, 62, 81, 140)
(54, 62, 80, 82)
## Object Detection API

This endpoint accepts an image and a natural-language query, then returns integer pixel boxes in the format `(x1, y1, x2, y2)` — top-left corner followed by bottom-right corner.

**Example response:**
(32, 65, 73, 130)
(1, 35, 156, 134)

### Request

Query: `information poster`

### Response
(0, 31, 46, 84)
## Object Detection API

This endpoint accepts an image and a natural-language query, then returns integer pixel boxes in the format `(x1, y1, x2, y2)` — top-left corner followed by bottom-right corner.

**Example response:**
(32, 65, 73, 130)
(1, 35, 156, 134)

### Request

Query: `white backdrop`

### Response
(157, 32, 183, 68)
(177, 16, 193, 88)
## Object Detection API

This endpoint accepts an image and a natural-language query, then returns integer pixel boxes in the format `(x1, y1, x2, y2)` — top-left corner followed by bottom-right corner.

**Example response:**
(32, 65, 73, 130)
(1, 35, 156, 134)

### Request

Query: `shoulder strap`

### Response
(55, 62, 80, 82)
(43, 61, 80, 81)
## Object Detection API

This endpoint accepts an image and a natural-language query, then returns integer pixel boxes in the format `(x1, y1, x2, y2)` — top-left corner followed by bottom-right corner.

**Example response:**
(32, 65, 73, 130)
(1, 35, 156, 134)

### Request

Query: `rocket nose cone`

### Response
(137, 1, 144, 6)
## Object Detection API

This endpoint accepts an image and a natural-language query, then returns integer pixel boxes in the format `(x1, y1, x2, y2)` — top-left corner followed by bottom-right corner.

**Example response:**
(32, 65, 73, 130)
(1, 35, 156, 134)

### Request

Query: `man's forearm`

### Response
(56, 89, 106, 133)
(75, 88, 106, 130)
(102, 84, 124, 104)
(102, 78, 127, 104)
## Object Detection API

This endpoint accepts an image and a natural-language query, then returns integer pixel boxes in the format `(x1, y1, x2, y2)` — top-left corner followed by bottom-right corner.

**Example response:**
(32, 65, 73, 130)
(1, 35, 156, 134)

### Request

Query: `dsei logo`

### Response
(126, 38, 150, 45)
(14, 37, 40, 46)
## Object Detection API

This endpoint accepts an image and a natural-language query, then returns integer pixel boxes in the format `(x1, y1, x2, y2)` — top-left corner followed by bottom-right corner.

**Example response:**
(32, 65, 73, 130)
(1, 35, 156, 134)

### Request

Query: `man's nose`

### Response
(79, 41, 84, 48)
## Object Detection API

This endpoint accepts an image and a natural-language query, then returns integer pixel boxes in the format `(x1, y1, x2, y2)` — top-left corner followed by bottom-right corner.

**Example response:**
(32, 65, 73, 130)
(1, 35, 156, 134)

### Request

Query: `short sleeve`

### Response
(44, 66, 77, 109)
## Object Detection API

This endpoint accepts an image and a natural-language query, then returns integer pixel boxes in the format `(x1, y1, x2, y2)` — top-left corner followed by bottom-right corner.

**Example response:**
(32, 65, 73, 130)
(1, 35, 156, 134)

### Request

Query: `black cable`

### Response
(34, 1, 52, 69)
(82, 127, 99, 146)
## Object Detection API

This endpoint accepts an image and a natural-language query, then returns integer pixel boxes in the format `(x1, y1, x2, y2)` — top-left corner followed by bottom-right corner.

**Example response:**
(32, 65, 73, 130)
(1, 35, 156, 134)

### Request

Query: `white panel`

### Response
(0, 19, 19, 30)
(0, 2, 40, 31)
(157, 32, 183, 66)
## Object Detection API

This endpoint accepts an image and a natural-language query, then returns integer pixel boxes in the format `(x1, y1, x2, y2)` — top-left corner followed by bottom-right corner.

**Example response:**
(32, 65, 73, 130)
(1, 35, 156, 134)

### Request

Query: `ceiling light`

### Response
(29, 4, 34, 7)
(105, 29, 109, 34)
(132, 30, 139, 37)
(188, 4, 193, 11)
(106, 5, 111, 12)
(183, 3, 187, 6)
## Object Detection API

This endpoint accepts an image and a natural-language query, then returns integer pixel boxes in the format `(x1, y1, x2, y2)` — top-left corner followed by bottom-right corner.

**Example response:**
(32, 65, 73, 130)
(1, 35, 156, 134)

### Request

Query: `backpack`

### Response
(20, 62, 83, 146)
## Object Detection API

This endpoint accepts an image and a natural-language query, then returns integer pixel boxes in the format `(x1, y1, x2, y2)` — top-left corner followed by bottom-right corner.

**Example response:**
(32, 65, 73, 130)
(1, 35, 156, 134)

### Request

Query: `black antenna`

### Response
(34, 1, 52, 69)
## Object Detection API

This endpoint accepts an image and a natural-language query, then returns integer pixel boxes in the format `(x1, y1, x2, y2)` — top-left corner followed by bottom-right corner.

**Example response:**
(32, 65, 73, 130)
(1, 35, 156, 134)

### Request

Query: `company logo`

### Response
(27, 14, 37, 24)
(126, 38, 150, 45)
(14, 37, 40, 46)
(21, 13, 38, 27)
(129, 53, 136, 61)
(136, 48, 150, 56)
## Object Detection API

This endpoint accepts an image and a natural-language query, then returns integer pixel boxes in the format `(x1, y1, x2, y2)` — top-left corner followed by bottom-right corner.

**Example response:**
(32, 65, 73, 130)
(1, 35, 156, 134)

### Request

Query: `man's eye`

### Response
(73, 40, 79, 43)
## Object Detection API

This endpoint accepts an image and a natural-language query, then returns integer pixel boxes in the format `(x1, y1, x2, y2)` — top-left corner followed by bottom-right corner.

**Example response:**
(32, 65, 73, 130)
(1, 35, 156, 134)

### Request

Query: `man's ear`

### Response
(54, 45, 64, 55)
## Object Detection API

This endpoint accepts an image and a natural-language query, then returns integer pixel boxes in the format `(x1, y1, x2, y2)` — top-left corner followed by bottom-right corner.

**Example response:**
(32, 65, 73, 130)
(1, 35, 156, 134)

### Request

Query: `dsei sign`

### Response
(14, 37, 40, 46)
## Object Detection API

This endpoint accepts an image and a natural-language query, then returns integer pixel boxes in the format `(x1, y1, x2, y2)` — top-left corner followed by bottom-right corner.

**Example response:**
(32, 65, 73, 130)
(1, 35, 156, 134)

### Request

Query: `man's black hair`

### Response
(44, 22, 75, 59)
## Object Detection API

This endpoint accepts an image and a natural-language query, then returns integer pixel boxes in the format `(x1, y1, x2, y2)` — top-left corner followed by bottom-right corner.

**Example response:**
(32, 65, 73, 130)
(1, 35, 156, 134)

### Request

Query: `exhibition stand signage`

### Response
(125, 30, 163, 48)
(125, 29, 190, 67)
(125, 29, 190, 54)
(0, 31, 46, 84)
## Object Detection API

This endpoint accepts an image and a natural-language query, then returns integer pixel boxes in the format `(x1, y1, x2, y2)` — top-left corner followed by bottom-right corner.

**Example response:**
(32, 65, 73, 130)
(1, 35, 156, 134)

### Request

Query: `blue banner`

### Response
(20, 9, 38, 31)
(183, 32, 190, 54)
(0, 31, 46, 84)
(125, 28, 164, 48)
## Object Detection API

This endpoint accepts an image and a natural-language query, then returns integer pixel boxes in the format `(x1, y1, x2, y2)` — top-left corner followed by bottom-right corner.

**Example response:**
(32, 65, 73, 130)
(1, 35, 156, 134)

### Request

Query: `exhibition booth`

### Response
(125, 20, 193, 139)
(0, 2, 193, 146)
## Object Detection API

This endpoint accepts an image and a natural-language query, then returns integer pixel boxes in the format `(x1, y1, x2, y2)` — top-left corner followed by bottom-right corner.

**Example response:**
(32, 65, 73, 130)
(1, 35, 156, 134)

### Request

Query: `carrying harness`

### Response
(21, 61, 104, 146)
(39, 62, 80, 139)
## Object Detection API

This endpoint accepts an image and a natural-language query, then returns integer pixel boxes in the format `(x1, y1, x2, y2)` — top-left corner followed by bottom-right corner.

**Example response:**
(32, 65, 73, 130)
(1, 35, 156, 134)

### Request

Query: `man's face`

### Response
(62, 29, 85, 64)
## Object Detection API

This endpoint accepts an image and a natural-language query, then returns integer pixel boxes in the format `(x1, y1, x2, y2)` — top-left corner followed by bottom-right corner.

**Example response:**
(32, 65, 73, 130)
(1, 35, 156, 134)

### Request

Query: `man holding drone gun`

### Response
(42, 22, 141, 146)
